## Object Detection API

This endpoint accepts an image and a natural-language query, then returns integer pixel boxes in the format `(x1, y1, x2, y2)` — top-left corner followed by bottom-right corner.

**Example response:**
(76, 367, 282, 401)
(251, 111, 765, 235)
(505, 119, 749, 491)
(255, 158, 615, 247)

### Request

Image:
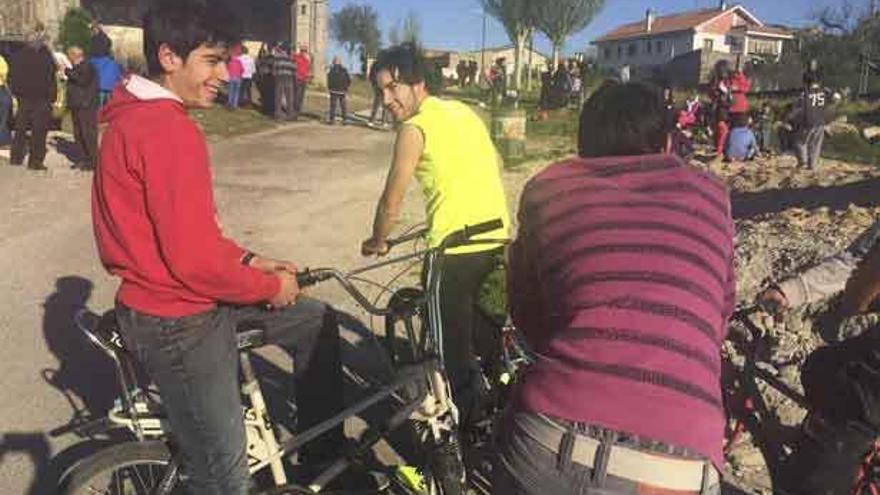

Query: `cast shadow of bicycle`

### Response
(34, 276, 124, 492)
(249, 309, 420, 473)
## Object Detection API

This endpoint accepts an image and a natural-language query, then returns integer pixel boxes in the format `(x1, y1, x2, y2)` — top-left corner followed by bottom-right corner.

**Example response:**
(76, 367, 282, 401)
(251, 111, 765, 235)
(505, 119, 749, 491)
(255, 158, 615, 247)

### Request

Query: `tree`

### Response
(330, 4, 382, 61)
(402, 11, 422, 45)
(534, 0, 605, 67)
(58, 7, 93, 51)
(481, 0, 539, 91)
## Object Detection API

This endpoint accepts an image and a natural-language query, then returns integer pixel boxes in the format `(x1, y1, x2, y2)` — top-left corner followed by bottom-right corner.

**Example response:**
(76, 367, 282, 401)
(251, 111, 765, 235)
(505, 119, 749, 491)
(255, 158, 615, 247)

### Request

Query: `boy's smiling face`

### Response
(159, 43, 229, 108)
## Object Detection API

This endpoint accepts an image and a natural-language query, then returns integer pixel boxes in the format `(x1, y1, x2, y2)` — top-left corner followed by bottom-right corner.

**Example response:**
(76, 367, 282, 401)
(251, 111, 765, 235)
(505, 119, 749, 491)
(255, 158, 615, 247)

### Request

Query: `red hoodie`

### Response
(93, 75, 280, 317)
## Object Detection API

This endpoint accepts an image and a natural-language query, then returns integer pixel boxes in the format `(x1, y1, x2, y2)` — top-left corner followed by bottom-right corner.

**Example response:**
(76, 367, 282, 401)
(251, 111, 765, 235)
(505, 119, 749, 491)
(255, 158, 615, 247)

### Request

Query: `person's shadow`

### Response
(42, 276, 118, 429)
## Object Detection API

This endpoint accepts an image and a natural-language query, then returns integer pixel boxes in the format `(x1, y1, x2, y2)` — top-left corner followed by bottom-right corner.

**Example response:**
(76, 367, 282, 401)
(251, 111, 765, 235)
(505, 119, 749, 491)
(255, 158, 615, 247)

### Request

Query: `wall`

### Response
(595, 32, 692, 70)
(0, 0, 78, 39)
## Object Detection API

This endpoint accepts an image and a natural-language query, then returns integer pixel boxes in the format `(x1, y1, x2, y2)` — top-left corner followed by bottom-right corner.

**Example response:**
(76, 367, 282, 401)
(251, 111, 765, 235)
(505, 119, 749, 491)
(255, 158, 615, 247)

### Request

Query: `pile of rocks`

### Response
(695, 154, 880, 492)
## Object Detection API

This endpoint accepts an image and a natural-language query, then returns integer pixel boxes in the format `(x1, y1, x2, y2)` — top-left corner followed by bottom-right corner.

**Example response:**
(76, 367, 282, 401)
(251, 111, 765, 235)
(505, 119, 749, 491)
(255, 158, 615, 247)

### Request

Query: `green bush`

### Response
(478, 265, 508, 324)
(58, 7, 93, 51)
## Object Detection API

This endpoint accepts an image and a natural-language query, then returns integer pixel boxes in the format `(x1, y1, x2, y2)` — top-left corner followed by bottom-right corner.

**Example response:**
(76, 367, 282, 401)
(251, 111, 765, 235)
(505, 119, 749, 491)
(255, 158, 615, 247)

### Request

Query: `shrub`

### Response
(58, 7, 93, 51)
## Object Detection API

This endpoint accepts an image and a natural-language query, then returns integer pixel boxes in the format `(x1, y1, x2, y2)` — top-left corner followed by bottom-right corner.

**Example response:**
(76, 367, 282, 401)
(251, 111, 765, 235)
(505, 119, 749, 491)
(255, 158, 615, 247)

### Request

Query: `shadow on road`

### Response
(731, 176, 880, 220)
(42, 276, 117, 429)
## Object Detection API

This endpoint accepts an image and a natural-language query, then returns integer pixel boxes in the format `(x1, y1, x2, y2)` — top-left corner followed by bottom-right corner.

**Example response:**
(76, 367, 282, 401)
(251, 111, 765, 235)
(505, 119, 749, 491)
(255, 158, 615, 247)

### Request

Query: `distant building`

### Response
(591, 1, 794, 85)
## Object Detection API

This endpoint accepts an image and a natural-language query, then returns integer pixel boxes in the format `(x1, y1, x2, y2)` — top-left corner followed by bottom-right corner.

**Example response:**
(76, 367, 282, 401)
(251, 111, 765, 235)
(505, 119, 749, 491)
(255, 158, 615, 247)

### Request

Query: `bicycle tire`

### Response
(59, 441, 183, 495)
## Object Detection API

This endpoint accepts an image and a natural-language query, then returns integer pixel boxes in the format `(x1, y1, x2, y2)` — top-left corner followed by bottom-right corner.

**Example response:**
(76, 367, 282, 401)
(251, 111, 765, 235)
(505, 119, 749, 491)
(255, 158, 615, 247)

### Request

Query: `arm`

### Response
(363, 125, 423, 254)
(508, 183, 545, 349)
(142, 125, 280, 304)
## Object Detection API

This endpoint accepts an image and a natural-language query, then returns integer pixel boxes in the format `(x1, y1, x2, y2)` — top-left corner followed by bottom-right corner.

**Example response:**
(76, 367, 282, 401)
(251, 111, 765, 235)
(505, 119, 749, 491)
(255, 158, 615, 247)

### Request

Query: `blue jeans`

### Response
(228, 79, 242, 108)
(115, 297, 345, 494)
(0, 85, 11, 145)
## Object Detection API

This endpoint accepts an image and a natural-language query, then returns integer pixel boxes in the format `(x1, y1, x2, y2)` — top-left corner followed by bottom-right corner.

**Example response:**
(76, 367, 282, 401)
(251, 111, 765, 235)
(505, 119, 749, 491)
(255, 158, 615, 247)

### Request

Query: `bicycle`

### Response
(56, 218, 529, 495)
(724, 307, 880, 494)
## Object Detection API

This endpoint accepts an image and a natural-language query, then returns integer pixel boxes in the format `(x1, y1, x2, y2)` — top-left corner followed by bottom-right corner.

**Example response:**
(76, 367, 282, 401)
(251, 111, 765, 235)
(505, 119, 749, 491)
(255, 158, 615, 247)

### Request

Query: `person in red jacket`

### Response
(709, 60, 751, 158)
(293, 45, 311, 117)
(92, 1, 345, 492)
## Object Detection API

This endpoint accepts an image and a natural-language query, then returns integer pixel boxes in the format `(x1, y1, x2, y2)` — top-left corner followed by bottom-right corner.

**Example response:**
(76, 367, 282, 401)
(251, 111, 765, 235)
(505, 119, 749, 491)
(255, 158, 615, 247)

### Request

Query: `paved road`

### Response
(0, 120, 421, 494)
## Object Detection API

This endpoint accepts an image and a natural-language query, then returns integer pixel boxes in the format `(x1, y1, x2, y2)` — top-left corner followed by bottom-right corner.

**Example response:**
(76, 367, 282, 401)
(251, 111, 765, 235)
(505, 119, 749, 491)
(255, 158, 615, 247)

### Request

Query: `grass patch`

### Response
(478, 263, 507, 324)
(823, 130, 880, 165)
(191, 106, 278, 139)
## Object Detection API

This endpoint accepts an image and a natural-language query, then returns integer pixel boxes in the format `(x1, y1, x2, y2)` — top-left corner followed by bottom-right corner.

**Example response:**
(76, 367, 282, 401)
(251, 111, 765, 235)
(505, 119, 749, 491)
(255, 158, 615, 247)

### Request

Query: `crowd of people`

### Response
(5, 0, 876, 493)
(0, 22, 122, 171)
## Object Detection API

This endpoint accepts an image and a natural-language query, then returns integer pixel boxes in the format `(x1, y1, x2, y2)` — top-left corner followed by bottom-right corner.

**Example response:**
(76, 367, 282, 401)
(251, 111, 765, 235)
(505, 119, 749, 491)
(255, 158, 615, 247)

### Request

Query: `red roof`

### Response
(595, 8, 722, 42)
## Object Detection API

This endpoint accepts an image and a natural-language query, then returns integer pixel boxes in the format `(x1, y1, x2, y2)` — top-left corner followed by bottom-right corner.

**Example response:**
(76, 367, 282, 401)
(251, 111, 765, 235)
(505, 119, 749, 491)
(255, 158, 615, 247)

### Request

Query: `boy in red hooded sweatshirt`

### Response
(92, 1, 345, 492)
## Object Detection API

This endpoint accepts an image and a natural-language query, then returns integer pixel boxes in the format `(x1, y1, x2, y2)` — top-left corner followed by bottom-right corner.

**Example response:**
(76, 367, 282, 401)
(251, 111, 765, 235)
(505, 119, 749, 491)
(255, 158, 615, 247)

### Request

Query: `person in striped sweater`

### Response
(494, 81, 735, 495)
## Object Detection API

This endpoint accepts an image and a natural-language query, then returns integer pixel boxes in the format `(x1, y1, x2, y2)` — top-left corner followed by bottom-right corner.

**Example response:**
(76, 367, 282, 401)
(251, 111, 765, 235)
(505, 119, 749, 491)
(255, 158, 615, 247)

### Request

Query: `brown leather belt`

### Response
(517, 413, 719, 492)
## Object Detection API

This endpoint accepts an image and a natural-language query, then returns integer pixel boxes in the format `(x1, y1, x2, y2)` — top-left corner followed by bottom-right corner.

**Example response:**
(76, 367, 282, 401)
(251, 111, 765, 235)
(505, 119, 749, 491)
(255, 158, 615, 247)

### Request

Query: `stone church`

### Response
(0, 0, 329, 81)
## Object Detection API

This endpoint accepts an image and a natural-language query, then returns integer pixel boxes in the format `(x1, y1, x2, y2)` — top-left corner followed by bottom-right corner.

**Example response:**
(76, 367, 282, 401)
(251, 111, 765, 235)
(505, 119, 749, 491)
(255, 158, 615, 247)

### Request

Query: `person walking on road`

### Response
(327, 56, 350, 125)
(8, 30, 56, 171)
(0, 52, 12, 146)
(293, 45, 311, 118)
(239, 45, 256, 107)
(65, 46, 99, 171)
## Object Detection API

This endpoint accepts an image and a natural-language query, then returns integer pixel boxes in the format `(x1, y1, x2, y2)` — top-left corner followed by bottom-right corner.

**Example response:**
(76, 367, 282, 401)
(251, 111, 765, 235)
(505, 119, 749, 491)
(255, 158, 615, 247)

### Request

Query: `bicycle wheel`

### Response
(60, 441, 184, 495)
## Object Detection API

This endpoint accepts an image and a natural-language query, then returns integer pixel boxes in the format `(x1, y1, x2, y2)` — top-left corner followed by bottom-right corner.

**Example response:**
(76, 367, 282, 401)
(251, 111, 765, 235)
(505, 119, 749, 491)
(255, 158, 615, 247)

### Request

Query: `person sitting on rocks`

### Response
(724, 112, 758, 162)
(758, 220, 880, 494)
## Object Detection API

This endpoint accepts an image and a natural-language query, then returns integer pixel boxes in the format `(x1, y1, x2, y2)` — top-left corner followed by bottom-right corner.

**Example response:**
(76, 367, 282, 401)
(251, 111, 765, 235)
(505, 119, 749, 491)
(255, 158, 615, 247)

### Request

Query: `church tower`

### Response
(291, 0, 328, 84)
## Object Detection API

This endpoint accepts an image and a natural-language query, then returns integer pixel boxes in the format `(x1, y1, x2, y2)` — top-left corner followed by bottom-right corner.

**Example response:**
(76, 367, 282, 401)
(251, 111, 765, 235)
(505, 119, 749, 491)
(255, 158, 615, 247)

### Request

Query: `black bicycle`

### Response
(56, 219, 530, 495)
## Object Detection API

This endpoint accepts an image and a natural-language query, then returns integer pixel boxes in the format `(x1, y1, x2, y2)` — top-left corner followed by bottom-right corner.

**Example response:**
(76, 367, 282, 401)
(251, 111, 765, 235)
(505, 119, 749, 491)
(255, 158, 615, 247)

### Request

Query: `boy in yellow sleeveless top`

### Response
(362, 43, 510, 428)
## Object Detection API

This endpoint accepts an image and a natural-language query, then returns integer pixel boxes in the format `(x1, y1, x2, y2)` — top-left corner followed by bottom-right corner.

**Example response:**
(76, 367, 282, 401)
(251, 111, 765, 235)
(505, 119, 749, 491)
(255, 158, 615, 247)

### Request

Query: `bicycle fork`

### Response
(240, 351, 288, 486)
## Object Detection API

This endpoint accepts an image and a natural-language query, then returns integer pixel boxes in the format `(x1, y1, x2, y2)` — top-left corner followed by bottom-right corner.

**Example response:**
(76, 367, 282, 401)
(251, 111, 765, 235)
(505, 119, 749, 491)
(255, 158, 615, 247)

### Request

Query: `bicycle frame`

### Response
(71, 220, 509, 494)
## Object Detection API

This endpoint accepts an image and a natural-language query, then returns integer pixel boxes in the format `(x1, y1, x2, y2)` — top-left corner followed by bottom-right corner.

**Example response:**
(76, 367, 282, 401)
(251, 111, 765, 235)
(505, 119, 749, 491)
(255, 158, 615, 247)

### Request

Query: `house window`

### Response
(627, 43, 636, 56)
(703, 39, 714, 52)
(604, 47, 611, 59)
(646, 40, 652, 53)
(617, 46, 622, 58)
(301, 4, 307, 15)
(656, 40, 663, 53)
(749, 39, 778, 55)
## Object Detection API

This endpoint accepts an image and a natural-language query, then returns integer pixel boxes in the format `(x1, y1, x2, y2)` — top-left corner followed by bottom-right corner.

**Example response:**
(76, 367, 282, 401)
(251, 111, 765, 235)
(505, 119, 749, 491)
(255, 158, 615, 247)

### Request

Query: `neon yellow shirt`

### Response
(0, 55, 7, 87)
(405, 96, 510, 253)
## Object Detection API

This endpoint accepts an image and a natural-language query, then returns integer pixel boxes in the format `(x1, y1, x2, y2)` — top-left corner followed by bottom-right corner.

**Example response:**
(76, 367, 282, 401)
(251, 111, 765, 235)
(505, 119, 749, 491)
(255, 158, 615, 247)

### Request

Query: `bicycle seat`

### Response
(235, 322, 266, 351)
(76, 309, 129, 357)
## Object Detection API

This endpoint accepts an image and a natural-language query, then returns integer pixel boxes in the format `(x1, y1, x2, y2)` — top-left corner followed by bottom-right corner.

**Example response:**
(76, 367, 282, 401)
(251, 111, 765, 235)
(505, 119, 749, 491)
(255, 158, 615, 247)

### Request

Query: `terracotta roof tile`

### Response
(595, 8, 722, 42)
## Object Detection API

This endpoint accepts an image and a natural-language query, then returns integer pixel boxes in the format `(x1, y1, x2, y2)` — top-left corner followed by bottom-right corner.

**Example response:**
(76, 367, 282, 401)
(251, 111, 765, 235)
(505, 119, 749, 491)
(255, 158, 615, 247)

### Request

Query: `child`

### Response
(725, 112, 758, 161)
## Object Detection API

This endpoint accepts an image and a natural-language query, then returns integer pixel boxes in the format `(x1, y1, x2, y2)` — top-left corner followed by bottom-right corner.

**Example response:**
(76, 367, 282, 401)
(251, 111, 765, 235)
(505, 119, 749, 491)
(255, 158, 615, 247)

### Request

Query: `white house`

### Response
(592, 2, 794, 72)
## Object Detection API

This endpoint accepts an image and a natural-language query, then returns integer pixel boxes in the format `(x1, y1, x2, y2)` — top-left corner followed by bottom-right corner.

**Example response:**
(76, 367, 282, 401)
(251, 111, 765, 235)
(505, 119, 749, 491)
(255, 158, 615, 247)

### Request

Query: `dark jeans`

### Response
(115, 297, 345, 494)
(71, 107, 98, 167)
(240, 78, 253, 106)
(294, 80, 307, 114)
(0, 86, 11, 145)
(493, 411, 720, 495)
(98, 90, 112, 108)
(434, 248, 500, 425)
(274, 76, 296, 120)
(11, 97, 51, 167)
(328, 93, 347, 123)
(796, 125, 825, 169)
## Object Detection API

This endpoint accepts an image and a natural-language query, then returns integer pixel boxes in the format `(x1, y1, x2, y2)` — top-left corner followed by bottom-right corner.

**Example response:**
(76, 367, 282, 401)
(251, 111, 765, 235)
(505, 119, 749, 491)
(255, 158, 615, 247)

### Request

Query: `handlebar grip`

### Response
(464, 219, 504, 239)
(296, 270, 320, 288)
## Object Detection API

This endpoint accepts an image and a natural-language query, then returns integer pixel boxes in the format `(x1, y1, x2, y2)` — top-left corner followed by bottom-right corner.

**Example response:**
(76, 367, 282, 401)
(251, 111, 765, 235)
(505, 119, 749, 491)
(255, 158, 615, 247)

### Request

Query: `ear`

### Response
(157, 43, 183, 75)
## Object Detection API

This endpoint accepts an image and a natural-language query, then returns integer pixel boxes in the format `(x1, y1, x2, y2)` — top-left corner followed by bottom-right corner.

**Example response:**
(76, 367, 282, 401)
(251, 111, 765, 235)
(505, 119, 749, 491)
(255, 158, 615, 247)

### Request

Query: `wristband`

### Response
(241, 251, 257, 266)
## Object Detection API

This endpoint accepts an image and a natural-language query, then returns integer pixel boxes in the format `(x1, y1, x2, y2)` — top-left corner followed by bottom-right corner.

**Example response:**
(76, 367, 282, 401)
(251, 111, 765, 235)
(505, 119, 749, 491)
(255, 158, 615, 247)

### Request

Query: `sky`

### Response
(328, 0, 849, 64)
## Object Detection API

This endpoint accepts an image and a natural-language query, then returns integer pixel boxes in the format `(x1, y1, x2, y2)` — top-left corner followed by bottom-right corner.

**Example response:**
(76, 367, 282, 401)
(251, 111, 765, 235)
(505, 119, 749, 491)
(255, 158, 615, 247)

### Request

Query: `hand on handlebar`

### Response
(269, 270, 301, 308)
(757, 286, 789, 316)
(250, 256, 298, 275)
(361, 237, 390, 257)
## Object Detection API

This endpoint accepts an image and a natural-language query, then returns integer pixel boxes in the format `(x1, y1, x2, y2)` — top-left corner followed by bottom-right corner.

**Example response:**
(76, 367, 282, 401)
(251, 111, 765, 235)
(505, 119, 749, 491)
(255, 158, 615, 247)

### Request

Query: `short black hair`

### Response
(371, 43, 428, 87)
(142, 0, 240, 77)
(578, 82, 669, 158)
(730, 112, 749, 128)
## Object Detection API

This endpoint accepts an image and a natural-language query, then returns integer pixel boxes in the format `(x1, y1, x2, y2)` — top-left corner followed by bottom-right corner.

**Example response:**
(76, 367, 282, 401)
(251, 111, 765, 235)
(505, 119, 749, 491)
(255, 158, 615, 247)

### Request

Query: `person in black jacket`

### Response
(327, 56, 351, 125)
(65, 46, 98, 170)
(89, 23, 112, 58)
(8, 32, 56, 170)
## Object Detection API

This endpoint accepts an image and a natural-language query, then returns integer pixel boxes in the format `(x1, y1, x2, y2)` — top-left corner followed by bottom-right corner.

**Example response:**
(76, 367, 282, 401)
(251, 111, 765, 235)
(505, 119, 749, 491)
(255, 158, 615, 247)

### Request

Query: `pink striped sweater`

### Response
(508, 153, 735, 469)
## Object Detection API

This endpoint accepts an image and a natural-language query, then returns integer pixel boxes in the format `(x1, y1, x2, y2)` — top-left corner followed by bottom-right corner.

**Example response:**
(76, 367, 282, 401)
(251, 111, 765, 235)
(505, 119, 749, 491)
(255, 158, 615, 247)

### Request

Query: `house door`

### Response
(703, 39, 714, 52)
